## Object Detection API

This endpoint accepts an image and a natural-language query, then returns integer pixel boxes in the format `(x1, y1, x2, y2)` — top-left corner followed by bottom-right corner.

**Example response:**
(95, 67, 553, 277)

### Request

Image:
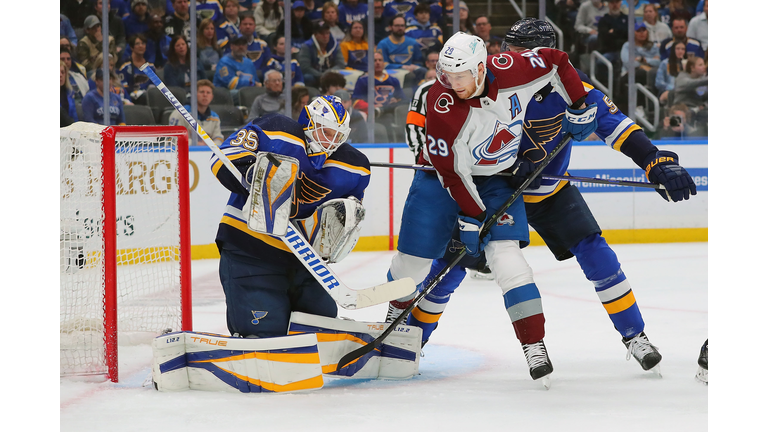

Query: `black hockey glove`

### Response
(643, 150, 697, 202)
(505, 156, 542, 191)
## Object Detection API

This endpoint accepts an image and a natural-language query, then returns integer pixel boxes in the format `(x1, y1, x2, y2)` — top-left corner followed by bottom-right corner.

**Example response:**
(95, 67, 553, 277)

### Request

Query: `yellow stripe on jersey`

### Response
(583, 81, 595, 91)
(211, 150, 253, 177)
(603, 290, 637, 315)
(220, 215, 291, 252)
(324, 159, 371, 176)
(263, 130, 306, 148)
(611, 124, 642, 152)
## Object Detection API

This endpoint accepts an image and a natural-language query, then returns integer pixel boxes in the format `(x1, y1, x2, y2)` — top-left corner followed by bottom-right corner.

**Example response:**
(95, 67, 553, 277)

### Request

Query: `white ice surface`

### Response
(59, 243, 710, 431)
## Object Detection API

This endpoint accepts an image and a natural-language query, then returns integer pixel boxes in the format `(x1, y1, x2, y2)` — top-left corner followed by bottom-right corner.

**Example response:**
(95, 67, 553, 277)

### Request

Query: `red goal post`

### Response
(60, 123, 192, 383)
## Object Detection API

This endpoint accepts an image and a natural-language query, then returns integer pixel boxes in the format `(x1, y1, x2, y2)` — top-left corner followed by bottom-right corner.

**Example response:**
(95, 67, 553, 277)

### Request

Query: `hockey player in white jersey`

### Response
(385, 32, 598, 384)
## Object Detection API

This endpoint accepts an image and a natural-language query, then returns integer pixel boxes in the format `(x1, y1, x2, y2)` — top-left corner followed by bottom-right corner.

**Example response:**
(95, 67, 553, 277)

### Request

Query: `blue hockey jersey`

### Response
(211, 113, 371, 265)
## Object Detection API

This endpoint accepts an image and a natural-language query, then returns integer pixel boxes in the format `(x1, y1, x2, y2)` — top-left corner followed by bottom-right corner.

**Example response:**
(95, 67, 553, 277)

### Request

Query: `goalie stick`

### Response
(337, 134, 575, 370)
(369, 162, 665, 190)
(139, 63, 414, 310)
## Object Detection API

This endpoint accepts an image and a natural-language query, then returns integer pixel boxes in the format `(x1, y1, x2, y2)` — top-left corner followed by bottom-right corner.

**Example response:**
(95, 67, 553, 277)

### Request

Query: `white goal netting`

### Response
(60, 123, 189, 379)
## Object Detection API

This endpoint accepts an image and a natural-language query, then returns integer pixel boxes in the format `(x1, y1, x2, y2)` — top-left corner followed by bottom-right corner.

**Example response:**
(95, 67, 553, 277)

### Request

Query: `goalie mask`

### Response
(298, 95, 351, 156)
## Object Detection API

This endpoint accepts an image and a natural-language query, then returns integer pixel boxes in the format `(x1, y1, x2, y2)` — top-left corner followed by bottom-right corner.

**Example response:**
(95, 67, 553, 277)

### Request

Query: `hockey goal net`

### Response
(60, 123, 192, 382)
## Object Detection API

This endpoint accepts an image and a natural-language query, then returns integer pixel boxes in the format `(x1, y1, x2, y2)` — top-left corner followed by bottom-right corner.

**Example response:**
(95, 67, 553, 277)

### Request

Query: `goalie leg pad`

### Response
(152, 331, 324, 393)
(245, 152, 300, 236)
(288, 312, 422, 379)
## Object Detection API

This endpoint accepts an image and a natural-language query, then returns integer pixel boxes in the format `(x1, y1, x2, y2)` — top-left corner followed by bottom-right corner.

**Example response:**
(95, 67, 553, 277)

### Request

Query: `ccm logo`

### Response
(189, 336, 228, 347)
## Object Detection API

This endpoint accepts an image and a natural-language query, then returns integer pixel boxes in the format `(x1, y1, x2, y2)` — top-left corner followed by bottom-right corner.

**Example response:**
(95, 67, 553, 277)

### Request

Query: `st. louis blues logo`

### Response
(497, 213, 515, 226)
(251, 311, 268, 325)
(473, 120, 523, 165)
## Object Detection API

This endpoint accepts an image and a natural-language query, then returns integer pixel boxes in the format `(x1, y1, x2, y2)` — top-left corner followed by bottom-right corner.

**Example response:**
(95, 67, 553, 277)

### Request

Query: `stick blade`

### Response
(333, 277, 416, 310)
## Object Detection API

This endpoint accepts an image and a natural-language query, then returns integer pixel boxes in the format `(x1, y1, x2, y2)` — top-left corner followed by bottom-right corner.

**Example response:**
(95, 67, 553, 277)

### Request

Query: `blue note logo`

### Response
(251, 311, 268, 325)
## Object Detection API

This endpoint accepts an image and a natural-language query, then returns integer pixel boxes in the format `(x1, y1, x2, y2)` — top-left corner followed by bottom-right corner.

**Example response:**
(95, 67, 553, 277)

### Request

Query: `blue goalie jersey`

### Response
(519, 72, 643, 203)
(211, 114, 371, 265)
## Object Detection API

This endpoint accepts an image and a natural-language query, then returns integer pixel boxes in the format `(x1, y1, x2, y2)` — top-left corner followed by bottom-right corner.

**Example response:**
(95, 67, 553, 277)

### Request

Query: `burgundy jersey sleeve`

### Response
(424, 84, 486, 218)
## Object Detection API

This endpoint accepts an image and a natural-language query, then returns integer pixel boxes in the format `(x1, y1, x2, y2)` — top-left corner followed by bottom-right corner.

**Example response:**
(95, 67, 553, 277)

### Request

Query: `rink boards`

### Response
(186, 140, 707, 258)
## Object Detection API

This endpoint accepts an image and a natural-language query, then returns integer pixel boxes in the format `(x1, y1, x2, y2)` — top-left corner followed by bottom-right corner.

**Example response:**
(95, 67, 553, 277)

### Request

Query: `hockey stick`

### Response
(337, 135, 575, 370)
(139, 63, 415, 310)
(369, 162, 664, 190)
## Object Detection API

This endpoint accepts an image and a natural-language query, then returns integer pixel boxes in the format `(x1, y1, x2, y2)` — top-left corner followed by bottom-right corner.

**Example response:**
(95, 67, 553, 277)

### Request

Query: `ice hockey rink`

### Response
(57, 242, 712, 432)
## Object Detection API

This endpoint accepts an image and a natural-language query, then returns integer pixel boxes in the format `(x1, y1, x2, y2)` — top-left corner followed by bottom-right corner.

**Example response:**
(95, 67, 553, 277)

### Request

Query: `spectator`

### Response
(214, 35, 259, 91)
(165, 0, 192, 41)
(123, 0, 150, 39)
(298, 22, 345, 88)
(620, 23, 660, 77)
(291, 86, 310, 120)
(659, 103, 701, 139)
(334, 89, 367, 143)
(253, 0, 283, 40)
(319, 71, 347, 96)
(61, 60, 79, 126)
(169, 79, 224, 145)
(276, 1, 314, 49)
(237, 14, 272, 77)
(596, 0, 628, 66)
(123, 14, 171, 67)
(473, 15, 501, 48)
(195, 0, 224, 23)
(321, 2, 346, 42)
(574, 0, 608, 53)
(88, 52, 132, 104)
(61, 14, 78, 48)
(77, 15, 118, 72)
(62, 0, 94, 29)
(457, 1, 472, 34)
(406, 3, 444, 60)
(424, 51, 439, 71)
(487, 39, 501, 55)
(112, 0, 132, 18)
(94, 0, 127, 55)
(62, 46, 90, 102)
(118, 34, 153, 103)
(338, 0, 368, 31)
(352, 51, 405, 131)
(377, 15, 424, 72)
(642, 3, 671, 47)
(246, 69, 286, 122)
(673, 55, 707, 112)
(302, 0, 325, 24)
(659, 17, 705, 61)
(382, 0, 418, 24)
(216, 0, 241, 50)
(686, 0, 707, 52)
(265, 36, 305, 86)
(197, 18, 222, 72)
(372, 0, 389, 45)
(340, 20, 369, 72)
(61, 39, 88, 76)
(553, 0, 581, 52)
(657, 0, 693, 25)
(655, 40, 686, 105)
(81, 68, 127, 126)
(238, 0, 255, 13)
(164, 35, 208, 89)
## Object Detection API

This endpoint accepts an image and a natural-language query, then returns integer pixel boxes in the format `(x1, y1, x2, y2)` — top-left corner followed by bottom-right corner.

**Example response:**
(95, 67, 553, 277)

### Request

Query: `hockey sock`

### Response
(570, 233, 645, 338)
(407, 258, 466, 345)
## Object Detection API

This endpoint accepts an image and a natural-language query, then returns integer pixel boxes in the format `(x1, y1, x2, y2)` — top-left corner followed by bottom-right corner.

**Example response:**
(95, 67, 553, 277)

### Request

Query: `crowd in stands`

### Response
(61, 0, 707, 142)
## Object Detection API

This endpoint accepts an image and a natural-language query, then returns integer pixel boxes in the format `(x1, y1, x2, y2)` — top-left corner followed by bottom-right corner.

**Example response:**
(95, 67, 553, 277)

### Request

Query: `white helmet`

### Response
(436, 32, 487, 97)
(298, 95, 352, 156)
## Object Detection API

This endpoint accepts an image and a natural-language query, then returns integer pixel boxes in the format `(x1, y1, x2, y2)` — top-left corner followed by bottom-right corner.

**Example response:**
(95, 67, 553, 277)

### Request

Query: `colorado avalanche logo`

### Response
(473, 120, 523, 165)
(497, 213, 515, 226)
(491, 53, 514, 70)
(434, 93, 454, 113)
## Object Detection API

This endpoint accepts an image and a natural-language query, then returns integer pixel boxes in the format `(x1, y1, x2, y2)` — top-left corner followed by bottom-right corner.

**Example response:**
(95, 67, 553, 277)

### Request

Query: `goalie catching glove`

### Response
(643, 150, 697, 202)
(295, 197, 365, 263)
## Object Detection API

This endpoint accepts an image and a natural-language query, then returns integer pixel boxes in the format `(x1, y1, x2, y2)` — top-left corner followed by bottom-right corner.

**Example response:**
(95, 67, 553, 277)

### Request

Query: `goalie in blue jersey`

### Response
(210, 96, 371, 339)
(397, 18, 697, 375)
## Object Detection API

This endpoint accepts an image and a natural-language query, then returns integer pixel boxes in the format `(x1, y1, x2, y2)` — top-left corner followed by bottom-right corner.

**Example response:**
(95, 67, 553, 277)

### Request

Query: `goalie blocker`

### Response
(152, 315, 420, 393)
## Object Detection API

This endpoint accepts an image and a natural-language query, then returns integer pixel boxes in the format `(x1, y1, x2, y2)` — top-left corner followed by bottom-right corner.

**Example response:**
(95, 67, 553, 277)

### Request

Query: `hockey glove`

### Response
(562, 103, 598, 141)
(643, 150, 697, 202)
(458, 214, 490, 257)
(505, 156, 542, 191)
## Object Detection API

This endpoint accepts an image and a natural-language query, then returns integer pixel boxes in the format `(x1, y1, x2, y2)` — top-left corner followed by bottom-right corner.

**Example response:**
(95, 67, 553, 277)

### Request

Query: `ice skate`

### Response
(695, 339, 708, 385)
(522, 340, 553, 389)
(623, 332, 662, 374)
(385, 299, 413, 323)
(470, 264, 495, 280)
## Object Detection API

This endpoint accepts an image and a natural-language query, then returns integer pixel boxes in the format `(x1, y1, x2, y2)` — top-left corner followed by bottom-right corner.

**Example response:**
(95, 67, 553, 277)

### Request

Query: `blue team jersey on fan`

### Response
(518, 74, 643, 203)
(338, 2, 368, 28)
(211, 113, 370, 264)
(377, 35, 423, 68)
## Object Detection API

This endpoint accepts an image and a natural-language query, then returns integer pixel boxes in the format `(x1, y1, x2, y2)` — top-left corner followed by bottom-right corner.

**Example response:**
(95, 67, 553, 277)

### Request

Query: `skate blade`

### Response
(695, 367, 708, 385)
(649, 364, 662, 378)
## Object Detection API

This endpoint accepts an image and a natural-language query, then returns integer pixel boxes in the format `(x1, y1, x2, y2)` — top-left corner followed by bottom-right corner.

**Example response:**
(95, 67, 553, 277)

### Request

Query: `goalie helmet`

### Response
(502, 18, 556, 52)
(436, 32, 487, 98)
(298, 95, 351, 156)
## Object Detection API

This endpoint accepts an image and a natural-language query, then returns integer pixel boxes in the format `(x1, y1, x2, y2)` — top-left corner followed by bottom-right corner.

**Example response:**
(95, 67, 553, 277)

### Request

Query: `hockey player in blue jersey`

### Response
(212, 95, 371, 338)
(399, 18, 697, 374)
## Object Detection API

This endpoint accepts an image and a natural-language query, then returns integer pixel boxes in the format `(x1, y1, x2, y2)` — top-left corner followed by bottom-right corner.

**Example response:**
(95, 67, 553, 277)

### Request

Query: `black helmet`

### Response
(502, 18, 556, 51)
